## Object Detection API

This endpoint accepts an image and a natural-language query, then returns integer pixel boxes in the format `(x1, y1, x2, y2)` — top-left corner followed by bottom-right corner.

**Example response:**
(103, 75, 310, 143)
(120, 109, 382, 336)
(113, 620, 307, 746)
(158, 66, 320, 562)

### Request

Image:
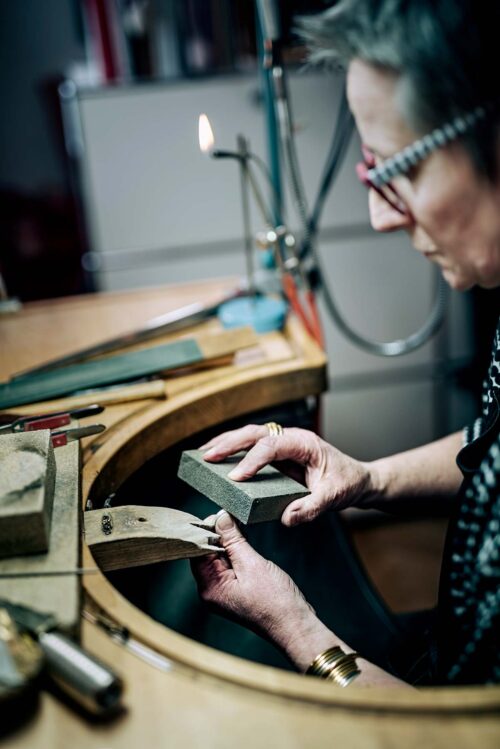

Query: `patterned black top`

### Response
(437, 316, 500, 684)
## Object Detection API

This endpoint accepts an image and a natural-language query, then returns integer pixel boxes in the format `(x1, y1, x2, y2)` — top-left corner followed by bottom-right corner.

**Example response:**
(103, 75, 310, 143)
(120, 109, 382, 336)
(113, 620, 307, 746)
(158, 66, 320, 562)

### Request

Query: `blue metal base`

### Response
(218, 296, 287, 333)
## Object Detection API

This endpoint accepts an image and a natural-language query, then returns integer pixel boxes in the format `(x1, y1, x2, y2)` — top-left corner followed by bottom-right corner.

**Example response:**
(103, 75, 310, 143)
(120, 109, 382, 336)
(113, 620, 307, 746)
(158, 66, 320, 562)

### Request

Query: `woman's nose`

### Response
(368, 190, 413, 232)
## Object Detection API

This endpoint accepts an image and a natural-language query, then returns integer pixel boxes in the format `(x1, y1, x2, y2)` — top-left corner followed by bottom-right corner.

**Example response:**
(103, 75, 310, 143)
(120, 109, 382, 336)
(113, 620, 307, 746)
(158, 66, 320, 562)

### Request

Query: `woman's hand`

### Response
(201, 425, 376, 526)
(192, 511, 413, 686)
(191, 511, 325, 661)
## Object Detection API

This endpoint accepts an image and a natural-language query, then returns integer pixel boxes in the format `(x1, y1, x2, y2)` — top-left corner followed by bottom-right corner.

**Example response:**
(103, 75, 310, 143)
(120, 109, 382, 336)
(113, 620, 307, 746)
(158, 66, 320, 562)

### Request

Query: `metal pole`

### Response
(237, 135, 256, 297)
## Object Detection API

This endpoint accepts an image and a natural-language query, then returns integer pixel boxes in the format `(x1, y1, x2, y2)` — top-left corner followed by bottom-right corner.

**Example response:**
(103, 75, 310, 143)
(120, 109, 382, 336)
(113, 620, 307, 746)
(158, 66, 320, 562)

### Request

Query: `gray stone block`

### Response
(0, 439, 81, 632)
(178, 449, 309, 524)
(0, 430, 56, 557)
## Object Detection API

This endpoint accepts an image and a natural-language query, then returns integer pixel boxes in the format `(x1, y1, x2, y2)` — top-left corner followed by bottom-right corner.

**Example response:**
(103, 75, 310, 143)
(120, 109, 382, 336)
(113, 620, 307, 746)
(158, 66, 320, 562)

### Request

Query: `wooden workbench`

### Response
(1, 279, 499, 748)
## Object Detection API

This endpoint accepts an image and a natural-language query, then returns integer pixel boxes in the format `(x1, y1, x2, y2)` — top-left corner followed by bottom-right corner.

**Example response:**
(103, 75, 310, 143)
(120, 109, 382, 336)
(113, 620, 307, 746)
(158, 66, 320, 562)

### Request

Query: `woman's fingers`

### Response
(280, 488, 331, 526)
(191, 511, 263, 612)
(226, 437, 283, 480)
(201, 424, 269, 458)
(217, 510, 265, 575)
(272, 458, 306, 485)
(281, 497, 322, 526)
(191, 551, 233, 603)
(226, 428, 316, 481)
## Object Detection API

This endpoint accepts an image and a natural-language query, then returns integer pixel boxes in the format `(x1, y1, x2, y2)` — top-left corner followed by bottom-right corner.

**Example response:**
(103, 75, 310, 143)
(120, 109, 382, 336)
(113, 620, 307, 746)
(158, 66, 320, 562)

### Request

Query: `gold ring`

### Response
(265, 422, 284, 437)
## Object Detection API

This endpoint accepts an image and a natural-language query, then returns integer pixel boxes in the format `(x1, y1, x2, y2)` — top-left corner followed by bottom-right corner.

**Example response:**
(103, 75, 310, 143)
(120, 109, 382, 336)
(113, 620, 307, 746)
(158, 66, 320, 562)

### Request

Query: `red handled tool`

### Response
(50, 423, 106, 448)
(281, 272, 324, 348)
(263, 226, 324, 349)
(0, 404, 104, 434)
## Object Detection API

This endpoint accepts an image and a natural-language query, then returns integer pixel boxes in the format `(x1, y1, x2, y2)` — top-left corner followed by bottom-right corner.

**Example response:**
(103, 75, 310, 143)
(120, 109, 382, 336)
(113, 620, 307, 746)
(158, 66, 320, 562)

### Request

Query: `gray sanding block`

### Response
(0, 438, 81, 632)
(0, 430, 56, 557)
(178, 449, 310, 524)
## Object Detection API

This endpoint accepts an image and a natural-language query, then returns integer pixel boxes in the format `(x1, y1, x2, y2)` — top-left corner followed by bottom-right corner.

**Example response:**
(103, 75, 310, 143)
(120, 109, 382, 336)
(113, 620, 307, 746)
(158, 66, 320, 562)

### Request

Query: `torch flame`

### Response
(198, 113, 215, 154)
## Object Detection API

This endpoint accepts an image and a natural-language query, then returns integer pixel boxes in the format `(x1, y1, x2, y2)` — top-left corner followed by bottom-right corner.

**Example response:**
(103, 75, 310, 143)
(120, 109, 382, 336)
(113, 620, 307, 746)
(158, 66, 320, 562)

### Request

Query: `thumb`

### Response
(216, 510, 254, 572)
(281, 488, 329, 526)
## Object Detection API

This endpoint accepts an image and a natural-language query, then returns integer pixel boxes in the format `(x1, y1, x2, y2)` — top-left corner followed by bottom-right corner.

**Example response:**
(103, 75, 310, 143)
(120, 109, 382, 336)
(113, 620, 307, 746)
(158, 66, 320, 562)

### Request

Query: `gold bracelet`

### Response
(306, 646, 361, 687)
(327, 653, 361, 687)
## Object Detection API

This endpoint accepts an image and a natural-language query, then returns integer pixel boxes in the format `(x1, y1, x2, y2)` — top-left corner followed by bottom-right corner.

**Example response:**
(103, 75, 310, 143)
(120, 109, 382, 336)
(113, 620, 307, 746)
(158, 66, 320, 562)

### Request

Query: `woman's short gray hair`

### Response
(298, 0, 500, 180)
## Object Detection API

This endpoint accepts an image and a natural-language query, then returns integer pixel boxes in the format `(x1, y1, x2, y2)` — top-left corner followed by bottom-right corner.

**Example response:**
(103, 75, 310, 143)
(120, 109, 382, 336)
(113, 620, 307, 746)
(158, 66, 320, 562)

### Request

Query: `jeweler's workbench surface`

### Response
(1, 280, 499, 749)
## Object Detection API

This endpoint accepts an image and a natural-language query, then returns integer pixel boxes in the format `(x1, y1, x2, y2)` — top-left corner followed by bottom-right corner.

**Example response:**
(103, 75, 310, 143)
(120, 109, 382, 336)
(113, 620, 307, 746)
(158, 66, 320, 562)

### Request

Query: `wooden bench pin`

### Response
(84, 506, 221, 571)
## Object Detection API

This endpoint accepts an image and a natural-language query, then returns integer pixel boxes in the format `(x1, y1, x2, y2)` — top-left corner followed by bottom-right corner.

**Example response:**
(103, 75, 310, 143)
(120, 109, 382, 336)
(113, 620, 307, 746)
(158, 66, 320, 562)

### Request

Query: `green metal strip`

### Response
(0, 339, 203, 410)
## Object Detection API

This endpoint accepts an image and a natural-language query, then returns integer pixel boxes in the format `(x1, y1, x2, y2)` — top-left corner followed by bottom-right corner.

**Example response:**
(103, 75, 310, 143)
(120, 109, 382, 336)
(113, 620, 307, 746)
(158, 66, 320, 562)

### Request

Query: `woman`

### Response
(192, 0, 500, 687)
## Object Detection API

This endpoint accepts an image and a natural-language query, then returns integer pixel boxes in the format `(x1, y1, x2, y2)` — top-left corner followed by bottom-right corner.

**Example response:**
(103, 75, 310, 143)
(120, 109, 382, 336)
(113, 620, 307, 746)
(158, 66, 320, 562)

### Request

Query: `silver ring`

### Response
(265, 422, 284, 437)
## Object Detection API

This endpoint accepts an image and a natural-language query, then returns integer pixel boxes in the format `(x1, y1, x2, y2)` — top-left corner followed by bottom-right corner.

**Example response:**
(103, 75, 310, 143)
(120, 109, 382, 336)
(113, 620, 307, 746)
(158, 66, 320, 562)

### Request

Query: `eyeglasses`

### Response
(356, 105, 487, 216)
(356, 145, 408, 215)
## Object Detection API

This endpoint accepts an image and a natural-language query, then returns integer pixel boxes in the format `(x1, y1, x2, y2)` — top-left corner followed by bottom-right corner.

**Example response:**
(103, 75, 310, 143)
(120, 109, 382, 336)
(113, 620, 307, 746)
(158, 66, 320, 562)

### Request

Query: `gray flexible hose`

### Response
(315, 247, 448, 356)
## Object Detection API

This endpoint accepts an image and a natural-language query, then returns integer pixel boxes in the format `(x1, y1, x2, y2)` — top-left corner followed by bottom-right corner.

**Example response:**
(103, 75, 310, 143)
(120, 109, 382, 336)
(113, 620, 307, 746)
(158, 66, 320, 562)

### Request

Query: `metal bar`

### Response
(237, 135, 256, 298)
(10, 289, 243, 381)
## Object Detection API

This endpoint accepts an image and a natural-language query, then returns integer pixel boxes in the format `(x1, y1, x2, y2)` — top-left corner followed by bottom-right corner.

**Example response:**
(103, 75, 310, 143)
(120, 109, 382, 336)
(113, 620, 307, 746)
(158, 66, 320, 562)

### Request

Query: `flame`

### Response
(198, 113, 214, 154)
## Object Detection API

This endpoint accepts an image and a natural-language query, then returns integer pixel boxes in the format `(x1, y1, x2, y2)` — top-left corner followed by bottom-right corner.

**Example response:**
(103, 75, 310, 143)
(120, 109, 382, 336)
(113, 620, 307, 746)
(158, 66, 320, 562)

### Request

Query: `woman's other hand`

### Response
(201, 425, 375, 526)
(191, 511, 321, 660)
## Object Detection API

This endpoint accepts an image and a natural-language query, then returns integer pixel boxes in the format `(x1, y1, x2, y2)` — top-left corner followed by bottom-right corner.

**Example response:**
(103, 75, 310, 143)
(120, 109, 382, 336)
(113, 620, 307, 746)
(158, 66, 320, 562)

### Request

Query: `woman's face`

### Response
(347, 59, 500, 291)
